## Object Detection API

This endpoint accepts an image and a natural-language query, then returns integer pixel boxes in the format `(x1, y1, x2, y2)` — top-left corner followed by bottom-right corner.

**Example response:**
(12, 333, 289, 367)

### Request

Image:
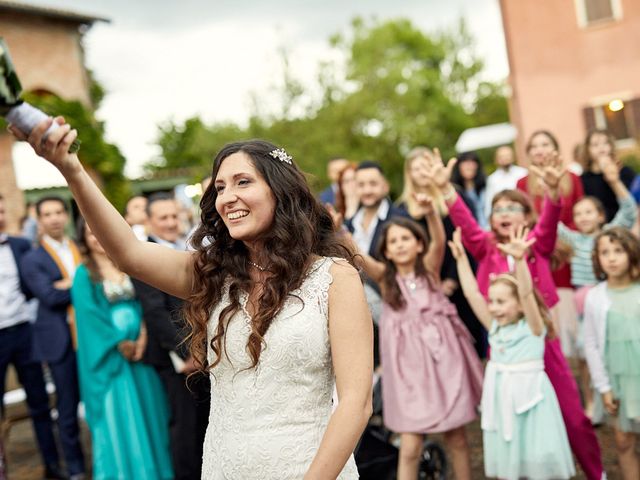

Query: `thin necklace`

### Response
(401, 274, 418, 293)
(248, 260, 268, 272)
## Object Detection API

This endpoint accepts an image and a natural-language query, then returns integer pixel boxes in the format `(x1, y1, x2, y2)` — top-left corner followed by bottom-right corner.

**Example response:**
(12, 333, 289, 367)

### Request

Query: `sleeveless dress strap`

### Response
(299, 257, 335, 318)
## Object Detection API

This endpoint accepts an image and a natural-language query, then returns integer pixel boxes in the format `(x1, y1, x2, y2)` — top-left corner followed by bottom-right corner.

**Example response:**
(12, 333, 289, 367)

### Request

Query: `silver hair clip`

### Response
(269, 148, 293, 165)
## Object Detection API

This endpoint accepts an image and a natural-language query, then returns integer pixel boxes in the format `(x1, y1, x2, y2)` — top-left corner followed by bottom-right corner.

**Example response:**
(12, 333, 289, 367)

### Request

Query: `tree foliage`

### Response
(23, 90, 131, 210)
(151, 17, 509, 196)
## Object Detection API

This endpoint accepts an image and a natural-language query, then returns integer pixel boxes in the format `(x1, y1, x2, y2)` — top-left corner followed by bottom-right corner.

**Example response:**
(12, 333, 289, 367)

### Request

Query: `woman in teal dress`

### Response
(72, 218, 173, 480)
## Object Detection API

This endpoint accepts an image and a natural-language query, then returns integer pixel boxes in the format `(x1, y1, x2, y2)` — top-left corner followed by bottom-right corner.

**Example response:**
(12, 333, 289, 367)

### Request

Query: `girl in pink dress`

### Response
(352, 195, 483, 480)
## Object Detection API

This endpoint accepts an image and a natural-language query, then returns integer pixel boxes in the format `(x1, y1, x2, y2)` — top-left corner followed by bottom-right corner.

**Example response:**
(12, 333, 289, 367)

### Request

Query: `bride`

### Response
(12, 118, 373, 479)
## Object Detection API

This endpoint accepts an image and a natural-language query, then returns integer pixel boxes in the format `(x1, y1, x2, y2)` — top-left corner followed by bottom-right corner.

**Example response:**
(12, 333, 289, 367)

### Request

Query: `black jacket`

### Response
(131, 237, 189, 368)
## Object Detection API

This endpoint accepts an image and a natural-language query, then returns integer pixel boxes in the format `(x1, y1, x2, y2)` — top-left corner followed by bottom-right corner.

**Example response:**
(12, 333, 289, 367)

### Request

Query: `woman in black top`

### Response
(581, 129, 636, 222)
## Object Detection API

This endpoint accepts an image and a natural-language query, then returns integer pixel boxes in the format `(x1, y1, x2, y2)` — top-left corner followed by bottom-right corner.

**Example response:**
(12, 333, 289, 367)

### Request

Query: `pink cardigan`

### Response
(448, 194, 562, 308)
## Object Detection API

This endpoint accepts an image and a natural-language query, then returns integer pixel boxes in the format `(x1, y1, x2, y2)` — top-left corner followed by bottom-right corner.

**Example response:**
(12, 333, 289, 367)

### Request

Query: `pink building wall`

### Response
(500, 0, 640, 162)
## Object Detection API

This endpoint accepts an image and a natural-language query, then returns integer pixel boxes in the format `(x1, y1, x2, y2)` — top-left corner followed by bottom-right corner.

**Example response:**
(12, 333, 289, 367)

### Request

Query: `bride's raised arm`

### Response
(10, 117, 195, 299)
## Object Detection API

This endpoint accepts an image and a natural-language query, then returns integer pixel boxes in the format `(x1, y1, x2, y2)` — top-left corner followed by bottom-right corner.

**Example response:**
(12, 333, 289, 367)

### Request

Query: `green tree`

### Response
(23, 91, 131, 210)
(150, 17, 509, 196)
(151, 117, 246, 180)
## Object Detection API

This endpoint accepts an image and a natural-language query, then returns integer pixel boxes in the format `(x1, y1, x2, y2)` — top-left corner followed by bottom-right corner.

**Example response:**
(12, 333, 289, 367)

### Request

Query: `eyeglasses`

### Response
(492, 205, 525, 215)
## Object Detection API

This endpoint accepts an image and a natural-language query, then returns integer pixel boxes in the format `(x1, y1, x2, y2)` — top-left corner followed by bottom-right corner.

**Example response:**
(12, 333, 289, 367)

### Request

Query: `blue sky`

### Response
(11, 0, 509, 188)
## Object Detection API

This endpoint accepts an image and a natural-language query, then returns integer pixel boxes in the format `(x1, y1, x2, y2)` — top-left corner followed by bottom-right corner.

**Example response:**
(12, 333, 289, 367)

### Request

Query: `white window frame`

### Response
(575, 0, 623, 28)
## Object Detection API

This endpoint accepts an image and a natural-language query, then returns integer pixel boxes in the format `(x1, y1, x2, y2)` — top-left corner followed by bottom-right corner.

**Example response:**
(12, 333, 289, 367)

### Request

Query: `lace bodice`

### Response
(201, 257, 359, 479)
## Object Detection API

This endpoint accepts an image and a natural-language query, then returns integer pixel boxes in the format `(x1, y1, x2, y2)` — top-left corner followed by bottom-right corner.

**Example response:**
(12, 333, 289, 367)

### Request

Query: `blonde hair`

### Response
(490, 274, 556, 337)
(398, 146, 448, 218)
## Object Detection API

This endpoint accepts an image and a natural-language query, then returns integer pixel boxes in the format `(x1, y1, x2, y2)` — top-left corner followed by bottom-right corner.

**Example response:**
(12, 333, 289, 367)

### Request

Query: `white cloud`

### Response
(12, 0, 508, 188)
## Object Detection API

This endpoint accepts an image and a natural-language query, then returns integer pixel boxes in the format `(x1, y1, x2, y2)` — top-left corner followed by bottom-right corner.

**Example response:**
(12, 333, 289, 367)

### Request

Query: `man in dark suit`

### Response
(345, 161, 410, 258)
(20, 196, 85, 480)
(318, 157, 349, 206)
(0, 194, 65, 479)
(131, 192, 209, 480)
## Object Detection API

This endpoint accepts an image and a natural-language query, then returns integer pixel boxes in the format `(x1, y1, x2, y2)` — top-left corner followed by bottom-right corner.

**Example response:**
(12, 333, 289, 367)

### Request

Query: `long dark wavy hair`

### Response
(185, 140, 355, 372)
(75, 216, 102, 283)
(374, 217, 436, 310)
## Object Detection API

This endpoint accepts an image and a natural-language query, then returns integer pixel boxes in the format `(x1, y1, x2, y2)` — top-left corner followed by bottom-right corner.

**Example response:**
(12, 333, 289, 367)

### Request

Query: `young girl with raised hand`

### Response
(558, 156, 637, 416)
(424, 149, 604, 479)
(351, 195, 483, 480)
(450, 226, 575, 479)
(584, 227, 640, 479)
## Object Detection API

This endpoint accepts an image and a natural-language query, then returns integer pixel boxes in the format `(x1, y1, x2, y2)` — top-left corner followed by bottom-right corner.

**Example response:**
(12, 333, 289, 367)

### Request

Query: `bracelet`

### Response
(442, 186, 456, 202)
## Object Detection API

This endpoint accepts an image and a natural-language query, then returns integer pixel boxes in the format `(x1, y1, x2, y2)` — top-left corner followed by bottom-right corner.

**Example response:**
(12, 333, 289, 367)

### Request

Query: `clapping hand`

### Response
(497, 225, 536, 260)
(447, 227, 465, 260)
(529, 151, 566, 193)
(8, 116, 81, 177)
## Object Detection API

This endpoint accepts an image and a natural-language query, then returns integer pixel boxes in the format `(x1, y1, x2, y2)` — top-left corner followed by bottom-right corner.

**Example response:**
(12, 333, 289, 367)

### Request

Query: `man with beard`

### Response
(131, 192, 210, 480)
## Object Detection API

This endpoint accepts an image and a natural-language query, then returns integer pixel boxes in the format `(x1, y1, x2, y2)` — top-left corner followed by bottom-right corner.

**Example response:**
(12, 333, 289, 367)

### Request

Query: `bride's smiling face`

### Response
(214, 152, 277, 244)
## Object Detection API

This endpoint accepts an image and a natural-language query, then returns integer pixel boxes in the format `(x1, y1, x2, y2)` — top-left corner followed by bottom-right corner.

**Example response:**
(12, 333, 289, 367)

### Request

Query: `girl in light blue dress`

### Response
(584, 226, 640, 479)
(451, 226, 575, 479)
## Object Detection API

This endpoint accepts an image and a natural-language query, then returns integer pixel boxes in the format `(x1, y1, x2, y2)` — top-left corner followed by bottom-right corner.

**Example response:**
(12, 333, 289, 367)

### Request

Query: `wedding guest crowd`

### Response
(326, 128, 640, 479)
(2, 122, 640, 480)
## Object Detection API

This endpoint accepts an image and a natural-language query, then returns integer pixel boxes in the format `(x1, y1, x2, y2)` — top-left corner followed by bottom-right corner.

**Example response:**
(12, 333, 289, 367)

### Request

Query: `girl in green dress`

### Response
(585, 226, 640, 479)
(71, 219, 173, 479)
(451, 225, 575, 479)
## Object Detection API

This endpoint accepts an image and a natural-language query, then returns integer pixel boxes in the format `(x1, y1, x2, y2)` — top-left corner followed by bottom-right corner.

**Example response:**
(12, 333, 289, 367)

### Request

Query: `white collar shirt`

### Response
(352, 198, 390, 254)
(0, 239, 32, 329)
(42, 235, 77, 280)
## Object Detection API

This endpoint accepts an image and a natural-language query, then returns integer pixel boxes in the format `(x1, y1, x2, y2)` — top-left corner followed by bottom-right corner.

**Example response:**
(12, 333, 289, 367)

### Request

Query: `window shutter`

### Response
(627, 98, 640, 138)
(583, 106, 596, 131)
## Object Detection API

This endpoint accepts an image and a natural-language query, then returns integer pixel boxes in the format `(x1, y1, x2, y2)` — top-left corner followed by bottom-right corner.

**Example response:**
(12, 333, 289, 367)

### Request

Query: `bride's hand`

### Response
(8, 116, 82, 178)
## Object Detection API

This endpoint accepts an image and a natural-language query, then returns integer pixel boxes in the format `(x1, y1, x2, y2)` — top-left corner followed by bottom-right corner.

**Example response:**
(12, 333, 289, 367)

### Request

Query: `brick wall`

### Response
(0, 10, 93, 233)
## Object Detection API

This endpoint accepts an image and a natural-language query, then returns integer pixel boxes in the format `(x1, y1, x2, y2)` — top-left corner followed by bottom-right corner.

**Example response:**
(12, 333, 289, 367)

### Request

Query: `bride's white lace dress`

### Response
(201, 257, 359, 479)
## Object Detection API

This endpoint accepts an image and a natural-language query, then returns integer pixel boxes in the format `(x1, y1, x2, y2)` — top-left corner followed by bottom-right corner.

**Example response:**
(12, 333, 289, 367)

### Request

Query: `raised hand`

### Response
(8, 116, 81, 177)
(447, 227, 465, 260)
(529, 151, 566, 192)
(497, 225, 536, 260)
(424, 147, 457, 191)
(600, 156, 621, 185)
